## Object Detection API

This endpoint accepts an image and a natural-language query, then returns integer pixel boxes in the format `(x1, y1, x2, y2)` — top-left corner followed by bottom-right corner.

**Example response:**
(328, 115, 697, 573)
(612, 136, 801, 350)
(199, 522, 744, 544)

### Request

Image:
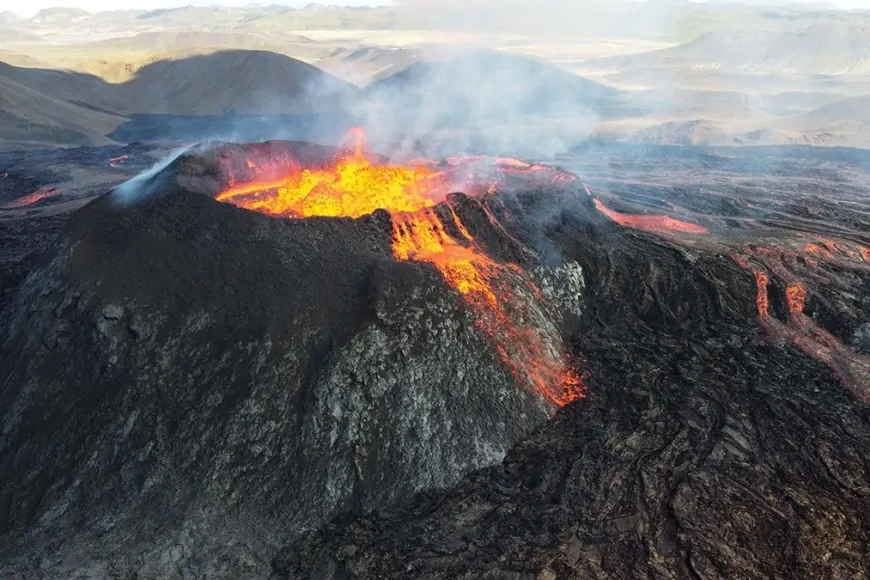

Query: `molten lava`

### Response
(753, 270, 770, 317)
(216, 130, 583, 406)
(3, 187, 61, 209)
(218, 133, 452, 218)
(732, 248, 870, 401)
(592, 198, 709, 235)
(803, 238, 870, 266)
(785, 283, 807, 313)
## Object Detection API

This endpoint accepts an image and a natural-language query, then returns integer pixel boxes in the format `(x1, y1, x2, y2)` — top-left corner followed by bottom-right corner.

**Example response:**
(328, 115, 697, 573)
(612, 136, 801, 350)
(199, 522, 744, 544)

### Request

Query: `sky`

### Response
(4, 0, 870, 17)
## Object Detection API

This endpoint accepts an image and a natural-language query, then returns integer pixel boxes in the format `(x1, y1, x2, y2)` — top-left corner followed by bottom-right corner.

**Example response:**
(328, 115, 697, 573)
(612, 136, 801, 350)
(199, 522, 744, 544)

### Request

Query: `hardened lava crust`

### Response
(0, 141, 869, 579)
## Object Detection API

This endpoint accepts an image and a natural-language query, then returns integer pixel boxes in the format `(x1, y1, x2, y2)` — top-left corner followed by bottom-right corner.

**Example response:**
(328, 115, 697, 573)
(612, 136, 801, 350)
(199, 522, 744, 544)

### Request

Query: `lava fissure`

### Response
(734, 249, 870, 400)
(215, 130, 584, 406)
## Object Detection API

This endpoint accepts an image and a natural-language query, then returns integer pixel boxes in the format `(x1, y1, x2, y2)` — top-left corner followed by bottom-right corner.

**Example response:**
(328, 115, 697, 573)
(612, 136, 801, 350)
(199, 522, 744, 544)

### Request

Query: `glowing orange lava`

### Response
(217, 132, 451, 219)
(216, 129, 583, 406)
(592, 198, 709, 235)
(803, 238, 870, 266)
(785, 283, 807, 313)
(3, 187, 61, 209)
(733, 249, 870, 401)
(753, 270, 770, 317)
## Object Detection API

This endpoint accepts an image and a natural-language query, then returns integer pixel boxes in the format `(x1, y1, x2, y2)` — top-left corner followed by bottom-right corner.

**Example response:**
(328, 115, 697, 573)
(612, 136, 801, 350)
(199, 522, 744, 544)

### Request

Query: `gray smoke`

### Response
(353, 47, 612, 161)
(111, 145, 194, 206)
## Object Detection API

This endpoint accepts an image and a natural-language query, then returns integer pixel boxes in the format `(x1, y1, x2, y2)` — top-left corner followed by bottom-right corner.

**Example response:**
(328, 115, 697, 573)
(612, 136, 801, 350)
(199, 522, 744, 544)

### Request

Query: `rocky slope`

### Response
(0, 142, 591, 578)
(2, 141, 869, 579)
(275, 220, 870, 579)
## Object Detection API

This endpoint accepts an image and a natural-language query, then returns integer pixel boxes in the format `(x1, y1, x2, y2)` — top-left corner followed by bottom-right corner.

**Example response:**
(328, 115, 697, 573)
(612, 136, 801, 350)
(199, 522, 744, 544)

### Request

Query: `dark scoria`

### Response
(0, 141, 588, 579)
(276, 225, 870, 578)
(1, 142, 870, 579)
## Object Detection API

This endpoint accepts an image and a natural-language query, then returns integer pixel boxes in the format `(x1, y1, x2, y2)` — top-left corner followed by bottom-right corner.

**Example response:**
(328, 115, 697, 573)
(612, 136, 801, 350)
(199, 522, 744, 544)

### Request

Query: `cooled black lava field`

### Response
(1, 141, 869, 579)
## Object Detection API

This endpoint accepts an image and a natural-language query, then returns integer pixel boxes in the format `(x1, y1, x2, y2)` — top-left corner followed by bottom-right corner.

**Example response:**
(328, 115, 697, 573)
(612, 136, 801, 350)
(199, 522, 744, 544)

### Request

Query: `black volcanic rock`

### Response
(3, 141, 870, 580)
(274, 222, 870, 579)
(0, 144, 599, 578)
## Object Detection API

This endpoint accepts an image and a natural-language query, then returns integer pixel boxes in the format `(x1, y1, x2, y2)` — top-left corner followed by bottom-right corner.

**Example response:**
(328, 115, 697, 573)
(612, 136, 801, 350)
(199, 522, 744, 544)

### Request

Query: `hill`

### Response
(0, 61, 122, 113)
(0, 51, 47, 68)
(366, 50, 620, 122)
(777, 94, 870, 131)
(318, 46, 420, 85)
(119, 50, 360, 115)
(585, 23, 870, 76)
(0, 50, 362, 149)
(29, 7, 91, 24)
(353, 49, 625, 156)
(0, 11, 23, 25)
(87, 30, 312, 54)
(0, 29, 40, 43)
(0, 69, 124, 149)
(756, 94, 870, 145)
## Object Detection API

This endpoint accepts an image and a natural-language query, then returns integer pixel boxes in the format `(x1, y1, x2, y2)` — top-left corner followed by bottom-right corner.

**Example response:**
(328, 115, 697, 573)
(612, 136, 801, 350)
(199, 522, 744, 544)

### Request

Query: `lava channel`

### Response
(585, 185, 709, 235)
(3, 187, 62, 209)
(733, 248, 870, 401)
(215, 129, 583, 406)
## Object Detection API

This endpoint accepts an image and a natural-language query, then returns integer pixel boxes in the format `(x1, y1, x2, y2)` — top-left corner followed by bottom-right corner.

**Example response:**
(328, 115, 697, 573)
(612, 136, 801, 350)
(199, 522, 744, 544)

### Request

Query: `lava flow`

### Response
(216, 130, 583, 406)
(592, 198, 709, 235)
(3, 187, 62, 209)
(803, 237, 870, 265)
(733, 247, 870, 401)
(585, 185, 708, 235)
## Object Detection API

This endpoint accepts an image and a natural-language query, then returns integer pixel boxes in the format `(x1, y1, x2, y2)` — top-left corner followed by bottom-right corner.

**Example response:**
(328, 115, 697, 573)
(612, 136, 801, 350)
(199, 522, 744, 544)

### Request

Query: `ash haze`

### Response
(4, 0, 870, 150)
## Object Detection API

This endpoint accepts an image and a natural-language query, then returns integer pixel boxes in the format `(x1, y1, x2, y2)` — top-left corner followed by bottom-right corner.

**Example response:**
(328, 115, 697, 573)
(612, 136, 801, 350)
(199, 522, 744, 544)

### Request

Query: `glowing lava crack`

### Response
(216, 130, 583, 406)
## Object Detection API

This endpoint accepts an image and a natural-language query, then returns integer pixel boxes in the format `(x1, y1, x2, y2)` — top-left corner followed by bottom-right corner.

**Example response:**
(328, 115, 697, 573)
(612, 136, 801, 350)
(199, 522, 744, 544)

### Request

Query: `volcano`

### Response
(0, 132, 597, 577)
(2, 136, 870, 579)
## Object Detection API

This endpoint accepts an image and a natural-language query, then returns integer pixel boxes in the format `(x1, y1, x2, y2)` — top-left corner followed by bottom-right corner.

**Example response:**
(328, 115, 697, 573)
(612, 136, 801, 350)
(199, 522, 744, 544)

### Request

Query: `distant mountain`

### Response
(0, 29, 40, 43)
(774, 94, 870, 133)
(318, 46, 420, 85)
(10, 2, 867, 42)
(86, 30, 311, 54)
(367, 50, 620, 120)
(0, 10, 23, 25)
(29, 7, 91, 24)
(0, 50, 363, 149)
(120, 50, 360, 116)
(0, 62, 124, 149)
(586, 23, 870, 75)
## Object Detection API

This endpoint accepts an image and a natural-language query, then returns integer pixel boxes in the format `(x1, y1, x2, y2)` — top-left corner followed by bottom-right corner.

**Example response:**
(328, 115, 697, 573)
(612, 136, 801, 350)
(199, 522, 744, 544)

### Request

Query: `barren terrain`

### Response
(5, 4, 870, 150)
(2, 3, 870, 579)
